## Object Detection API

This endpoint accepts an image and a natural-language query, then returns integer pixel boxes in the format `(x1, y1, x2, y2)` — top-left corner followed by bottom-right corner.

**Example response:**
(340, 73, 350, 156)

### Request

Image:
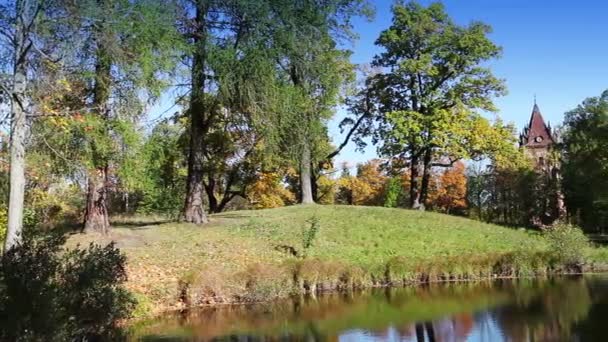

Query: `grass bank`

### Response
(68, 205, 608, 316)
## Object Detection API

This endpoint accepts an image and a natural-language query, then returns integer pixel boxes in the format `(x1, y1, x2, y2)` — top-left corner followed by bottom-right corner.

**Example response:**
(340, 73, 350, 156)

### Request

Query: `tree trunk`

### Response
(5, 0, 34, 251)
(183, 0, 209, 224)
(415, 323, 425, 342)
(300, 142, 314, 204)
(418, 148, 433, 211)
(83, 17, 112, 234)
(204, 178, 219, 214)
(424, 322, 436, 342)
(311, 169, 319, 202)
(83, 167, 109, 234)
(410, 154, 422, 209)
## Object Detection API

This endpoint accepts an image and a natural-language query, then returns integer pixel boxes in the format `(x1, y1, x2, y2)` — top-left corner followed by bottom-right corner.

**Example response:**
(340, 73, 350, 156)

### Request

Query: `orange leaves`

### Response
(428, 162, 467, 214)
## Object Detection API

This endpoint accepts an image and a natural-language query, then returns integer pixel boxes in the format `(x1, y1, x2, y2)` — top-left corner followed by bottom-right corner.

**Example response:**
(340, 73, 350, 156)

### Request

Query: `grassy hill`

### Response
(68, 205, 608, 316)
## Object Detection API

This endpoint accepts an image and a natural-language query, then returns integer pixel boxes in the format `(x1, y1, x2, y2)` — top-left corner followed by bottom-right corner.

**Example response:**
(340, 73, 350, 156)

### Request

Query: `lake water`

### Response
(131, 275, 608, 341)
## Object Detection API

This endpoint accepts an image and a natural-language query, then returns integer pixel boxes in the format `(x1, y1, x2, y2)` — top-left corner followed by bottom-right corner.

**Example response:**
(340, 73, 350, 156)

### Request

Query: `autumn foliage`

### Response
(428, 162, 468, 214)
(246, 172, 295, 209)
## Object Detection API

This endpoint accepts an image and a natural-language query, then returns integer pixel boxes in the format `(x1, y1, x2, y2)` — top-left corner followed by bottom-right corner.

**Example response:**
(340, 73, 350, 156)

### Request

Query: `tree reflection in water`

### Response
(131, 276, 602, 341)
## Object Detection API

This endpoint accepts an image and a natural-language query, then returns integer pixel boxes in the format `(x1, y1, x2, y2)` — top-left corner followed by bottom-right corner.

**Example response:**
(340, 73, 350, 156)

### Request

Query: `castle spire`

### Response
(521, 102, 554, 148)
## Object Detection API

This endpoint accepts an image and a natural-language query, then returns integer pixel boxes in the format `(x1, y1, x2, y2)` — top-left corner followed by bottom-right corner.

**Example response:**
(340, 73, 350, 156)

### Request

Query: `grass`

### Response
(67, 204, 608, 317)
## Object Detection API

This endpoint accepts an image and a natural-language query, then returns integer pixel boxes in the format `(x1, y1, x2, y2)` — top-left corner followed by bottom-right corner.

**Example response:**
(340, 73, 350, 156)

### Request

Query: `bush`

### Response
(545, 223, 588, 267)
(0, 232, 134, 341)
(301, 216, 320, 257)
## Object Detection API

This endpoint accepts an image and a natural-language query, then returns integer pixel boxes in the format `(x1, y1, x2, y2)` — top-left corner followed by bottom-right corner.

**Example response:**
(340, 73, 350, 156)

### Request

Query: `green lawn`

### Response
(68, 205, 608, 316)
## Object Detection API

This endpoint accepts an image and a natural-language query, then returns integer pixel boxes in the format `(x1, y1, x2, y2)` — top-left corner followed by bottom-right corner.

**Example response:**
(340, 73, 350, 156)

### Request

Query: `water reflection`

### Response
(131, 276, 608, 341)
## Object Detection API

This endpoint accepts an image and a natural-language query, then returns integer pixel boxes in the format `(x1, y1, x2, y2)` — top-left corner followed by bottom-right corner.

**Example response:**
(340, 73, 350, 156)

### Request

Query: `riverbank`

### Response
(68, 205, 608, 318)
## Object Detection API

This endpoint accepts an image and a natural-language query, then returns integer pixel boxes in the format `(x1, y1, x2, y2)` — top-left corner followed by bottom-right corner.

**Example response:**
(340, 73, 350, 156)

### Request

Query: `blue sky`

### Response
(328, 0, 608, 166)
(148, 1, 608, 167)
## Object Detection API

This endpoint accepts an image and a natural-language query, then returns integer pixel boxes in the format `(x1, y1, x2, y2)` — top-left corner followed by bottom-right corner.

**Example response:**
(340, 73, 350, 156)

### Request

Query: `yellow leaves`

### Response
(48, 116, 70, 131)
(246, 172, 295, 209)
(338, 159, 387, 206)
(56, 78, 72, 92)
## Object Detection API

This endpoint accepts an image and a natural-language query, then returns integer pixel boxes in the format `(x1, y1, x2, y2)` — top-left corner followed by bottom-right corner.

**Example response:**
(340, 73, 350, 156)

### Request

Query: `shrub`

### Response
(0, 232, 134, 341)
(301, 216, 320, 257)
(545, 223, 588, 267)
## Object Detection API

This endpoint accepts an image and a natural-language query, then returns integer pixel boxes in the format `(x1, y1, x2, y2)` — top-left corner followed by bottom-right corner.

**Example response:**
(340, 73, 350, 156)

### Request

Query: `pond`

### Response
(130, 276, 608, 341)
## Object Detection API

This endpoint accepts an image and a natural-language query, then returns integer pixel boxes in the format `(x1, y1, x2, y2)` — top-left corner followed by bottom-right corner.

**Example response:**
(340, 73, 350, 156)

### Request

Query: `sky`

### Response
(147, 0, 608, 168)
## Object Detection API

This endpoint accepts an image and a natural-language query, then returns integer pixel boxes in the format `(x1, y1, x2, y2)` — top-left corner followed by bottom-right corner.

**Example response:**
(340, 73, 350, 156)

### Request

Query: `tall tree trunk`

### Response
(300, 142, 314, 204)
(418, 148, 433, 211)
(84, 167, 109, 234)
(5, 0, 34, 250)
(410, 154, 422, 209)
(183, 1, 209, 224)
(84, 20, 111, 234)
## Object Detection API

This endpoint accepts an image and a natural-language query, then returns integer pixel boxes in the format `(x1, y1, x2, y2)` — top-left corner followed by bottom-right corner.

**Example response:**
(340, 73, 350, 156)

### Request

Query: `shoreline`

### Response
(127, 269, 608, 326)
(129, 259, 608, 321)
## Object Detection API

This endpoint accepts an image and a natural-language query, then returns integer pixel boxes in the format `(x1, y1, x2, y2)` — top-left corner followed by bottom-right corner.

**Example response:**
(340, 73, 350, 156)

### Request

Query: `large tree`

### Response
(57, 0, 182, 233)
(0, 0, 67, 248)
(270, 0, 371, 204)
(344, 2, 506, 210)
(562, 90, 608, 233)
(180, 0, 281, 223)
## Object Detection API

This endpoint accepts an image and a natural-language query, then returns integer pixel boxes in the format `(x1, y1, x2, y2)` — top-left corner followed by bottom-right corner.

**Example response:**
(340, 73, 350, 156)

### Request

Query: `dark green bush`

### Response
(0, 232, 134, 341)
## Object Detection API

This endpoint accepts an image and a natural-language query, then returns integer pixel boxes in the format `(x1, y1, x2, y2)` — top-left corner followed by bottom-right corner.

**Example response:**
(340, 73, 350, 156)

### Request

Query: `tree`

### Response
(336, 159, 387, 206)
(0, 0, 66, 249)
(56, 0, 182, 233)
(181, 0, 284, 222)
(344, 2, 506, 210)
(269, 1, 372, 205)
(135, 117, 187, 216)
(562, 90, 608, 233)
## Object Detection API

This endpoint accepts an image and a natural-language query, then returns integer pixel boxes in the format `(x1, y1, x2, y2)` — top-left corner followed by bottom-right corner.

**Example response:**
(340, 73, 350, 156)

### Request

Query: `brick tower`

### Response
(519, 102, 565, 226)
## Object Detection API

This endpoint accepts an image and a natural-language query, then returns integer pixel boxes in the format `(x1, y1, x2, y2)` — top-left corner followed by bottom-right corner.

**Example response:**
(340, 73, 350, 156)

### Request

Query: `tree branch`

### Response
(326, 111, 368, 161)
(431, 158, 459, 168)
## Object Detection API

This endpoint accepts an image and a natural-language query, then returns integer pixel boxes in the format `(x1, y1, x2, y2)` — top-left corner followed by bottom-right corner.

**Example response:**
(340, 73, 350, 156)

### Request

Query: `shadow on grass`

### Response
(111, 220, 171, 229)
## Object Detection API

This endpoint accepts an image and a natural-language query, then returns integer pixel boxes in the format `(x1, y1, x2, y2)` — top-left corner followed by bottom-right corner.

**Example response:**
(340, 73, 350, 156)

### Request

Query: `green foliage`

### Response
(545, 223, 588, 266)
(0, 232, 134, 341)
(135, 119, 186, 216)
(562, 90, 608, 232)
(0, 207, 6, 244)
(383, 177, 403, 208)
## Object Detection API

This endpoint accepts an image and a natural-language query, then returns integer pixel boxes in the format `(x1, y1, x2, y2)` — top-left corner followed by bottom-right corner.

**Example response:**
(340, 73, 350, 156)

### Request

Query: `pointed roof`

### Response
(520, 103, 554, 148)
